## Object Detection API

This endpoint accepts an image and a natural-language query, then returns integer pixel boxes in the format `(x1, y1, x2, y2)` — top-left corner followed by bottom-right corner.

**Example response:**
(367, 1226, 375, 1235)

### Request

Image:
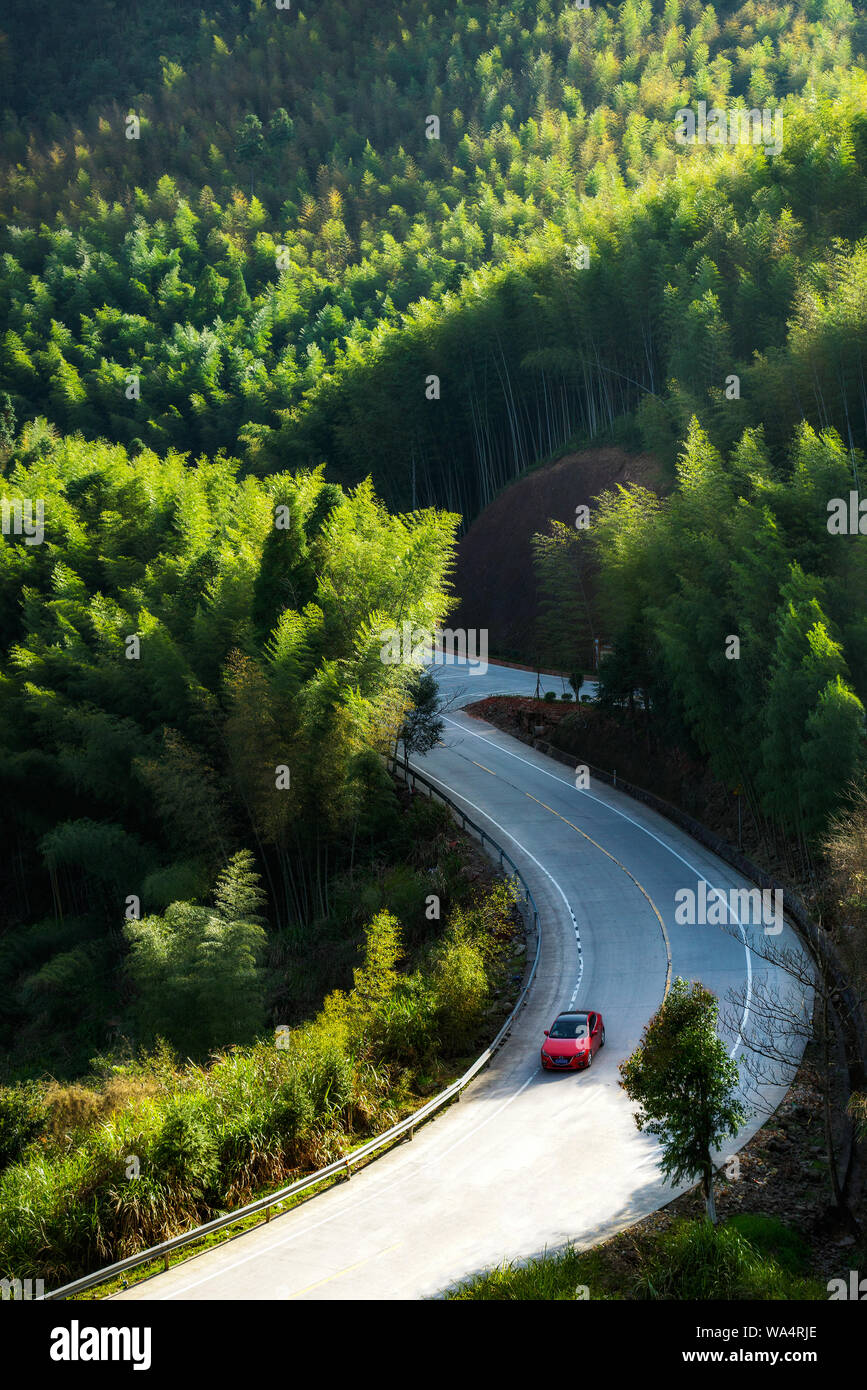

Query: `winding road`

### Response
(116, 658, 808, 1301)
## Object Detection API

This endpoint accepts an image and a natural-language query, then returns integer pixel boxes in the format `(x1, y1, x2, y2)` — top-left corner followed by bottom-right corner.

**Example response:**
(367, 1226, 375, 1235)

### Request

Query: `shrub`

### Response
(402, 793, 453, 864)
(152, 1096, 220, 1200)
(450, 880, 518, 965)
(543, 689, 557, 702)
(0, 874, 520, 1283)
(350, 866, 430, 944)
(124, 868, 268, 1058)
(632, 1219, 824, 1300)
(286, 1020, 356, 1121)
(379, 866, 431, 942)
(0, 1082, 48, 1170)
(347, 910, 402, 1027)
(432, 936, 488, 1052)
(374, 974, 437, 1063)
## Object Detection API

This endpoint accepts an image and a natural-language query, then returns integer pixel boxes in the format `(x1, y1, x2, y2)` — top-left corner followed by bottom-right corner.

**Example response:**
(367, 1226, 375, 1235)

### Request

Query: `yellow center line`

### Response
(524, 792, 672, 998)
(471, 760, 496, 776)
(288, 1242, 404, 1298)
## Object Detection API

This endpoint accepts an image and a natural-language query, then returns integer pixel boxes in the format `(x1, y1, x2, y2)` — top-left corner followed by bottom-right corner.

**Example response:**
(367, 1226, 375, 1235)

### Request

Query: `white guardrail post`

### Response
(42, 759, 542, 1300)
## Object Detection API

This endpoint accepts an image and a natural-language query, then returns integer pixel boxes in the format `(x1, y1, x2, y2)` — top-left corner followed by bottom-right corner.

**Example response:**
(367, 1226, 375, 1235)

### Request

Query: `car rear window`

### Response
(550, 1015, 588, 1038)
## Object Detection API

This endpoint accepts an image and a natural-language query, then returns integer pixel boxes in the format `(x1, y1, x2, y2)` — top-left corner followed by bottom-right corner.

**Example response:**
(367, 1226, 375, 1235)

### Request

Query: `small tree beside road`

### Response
(399, 669, 445, 767)
(620, 976, 746, 1223)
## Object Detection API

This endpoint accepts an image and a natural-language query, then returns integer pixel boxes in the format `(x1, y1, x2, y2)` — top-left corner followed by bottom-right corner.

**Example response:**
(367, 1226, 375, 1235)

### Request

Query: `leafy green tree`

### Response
(234, 113, 265, 196)
(399, 669, 444, 766)
(345, 747, 401, 868)
(760, 569, 865, 837)
(124, 853, 269, 1057)
(267, 108, 295, 153)
(620, 977, 746, 1224)
(532, 520, 595, 690)
(432, 930, 488, 1052)
(223, 263, 251, 319)
(0, 392, 16, 456)
(3, 0, 867, 1079)
(212, 847, 266, 922)
(191, 265, 224, 324)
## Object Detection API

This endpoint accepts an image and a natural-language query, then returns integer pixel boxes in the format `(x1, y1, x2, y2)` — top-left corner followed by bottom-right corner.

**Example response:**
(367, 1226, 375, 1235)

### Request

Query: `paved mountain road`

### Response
(116, 660, 807, 1301)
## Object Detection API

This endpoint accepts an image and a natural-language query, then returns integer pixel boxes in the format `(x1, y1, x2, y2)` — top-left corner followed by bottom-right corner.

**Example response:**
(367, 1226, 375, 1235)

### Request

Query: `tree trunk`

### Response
(821, 988, 845, 1210)
(703, 1161, 718, 1224)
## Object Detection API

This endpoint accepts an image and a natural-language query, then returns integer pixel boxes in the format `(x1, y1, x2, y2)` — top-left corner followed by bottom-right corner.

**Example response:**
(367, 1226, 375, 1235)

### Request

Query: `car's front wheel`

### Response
(585, 1049, 593, 1068)
(600, 1028, 605, 1048)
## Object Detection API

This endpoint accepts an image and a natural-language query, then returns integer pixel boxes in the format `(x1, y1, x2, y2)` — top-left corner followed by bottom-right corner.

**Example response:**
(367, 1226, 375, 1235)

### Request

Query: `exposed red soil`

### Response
(452, 446, 663, 662)
(464, 696, 802, 900)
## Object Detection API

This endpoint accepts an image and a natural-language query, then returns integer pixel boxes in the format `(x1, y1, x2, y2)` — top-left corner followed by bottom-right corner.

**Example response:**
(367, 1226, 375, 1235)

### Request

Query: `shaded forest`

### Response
(0, 0, 866, 1078)
(2, 0, 867, 519)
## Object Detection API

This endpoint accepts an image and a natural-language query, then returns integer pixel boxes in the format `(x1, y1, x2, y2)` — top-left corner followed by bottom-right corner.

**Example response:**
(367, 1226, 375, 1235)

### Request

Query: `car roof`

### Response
(556, 1010, 589, 1020)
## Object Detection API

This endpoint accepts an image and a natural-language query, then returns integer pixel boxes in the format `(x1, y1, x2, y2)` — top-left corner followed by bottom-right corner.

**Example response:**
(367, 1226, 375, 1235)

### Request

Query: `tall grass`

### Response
(0, 874, 520, 1285)
(632, 1219, 822, 1300)
(448, 1219, 826, 1301)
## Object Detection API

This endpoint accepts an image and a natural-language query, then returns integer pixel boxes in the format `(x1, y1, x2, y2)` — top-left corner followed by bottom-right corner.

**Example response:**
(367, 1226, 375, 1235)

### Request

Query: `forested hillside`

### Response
(0, 430, 457, 1071)
(2, 0, 867, 518)
(1, 0, 867, 1070)
(1, 0, 867, 1300)
(592, 419, 867, 843)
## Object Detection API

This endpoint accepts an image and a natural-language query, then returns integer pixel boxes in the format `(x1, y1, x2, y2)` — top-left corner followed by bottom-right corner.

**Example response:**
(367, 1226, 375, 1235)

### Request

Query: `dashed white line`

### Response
(441, 712, 754, 1057)
(407, 761, 584, 1006)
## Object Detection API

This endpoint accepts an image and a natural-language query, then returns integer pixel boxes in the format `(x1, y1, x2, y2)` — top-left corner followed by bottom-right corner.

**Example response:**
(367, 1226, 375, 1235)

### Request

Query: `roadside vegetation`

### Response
(0, 816, 524, 1287)
(2, 0, 867, 1301)
(0, 438, 458, 1077)
(446, 1214, 826, 1300)
(521, 421, 867, 1238)
(620, 978, 745, 1225)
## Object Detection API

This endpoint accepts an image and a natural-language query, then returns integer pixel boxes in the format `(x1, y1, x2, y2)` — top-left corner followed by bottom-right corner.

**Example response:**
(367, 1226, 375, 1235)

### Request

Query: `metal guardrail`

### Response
(43, 759, 542, 1300)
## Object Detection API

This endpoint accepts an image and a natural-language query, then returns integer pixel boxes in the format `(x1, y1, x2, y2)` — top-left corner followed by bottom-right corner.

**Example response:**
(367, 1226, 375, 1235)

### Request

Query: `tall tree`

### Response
(531, 520, 595, 690)
(620, 977, 746, 1224)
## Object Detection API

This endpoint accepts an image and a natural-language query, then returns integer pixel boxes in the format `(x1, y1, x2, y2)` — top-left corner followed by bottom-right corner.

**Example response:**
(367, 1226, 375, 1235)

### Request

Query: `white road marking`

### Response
(156, 1067, 540, 1301)
(406, 762, 584, 1004)
(441, 713, 753, 1056)
(149, 695, 763, 1300)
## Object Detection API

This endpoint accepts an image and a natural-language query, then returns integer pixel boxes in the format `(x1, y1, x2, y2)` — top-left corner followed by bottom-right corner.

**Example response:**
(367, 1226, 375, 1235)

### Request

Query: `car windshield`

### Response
(549, 1015, 588, 1039)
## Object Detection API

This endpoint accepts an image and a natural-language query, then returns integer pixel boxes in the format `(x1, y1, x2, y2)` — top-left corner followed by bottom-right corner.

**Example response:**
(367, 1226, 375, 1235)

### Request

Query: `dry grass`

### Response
(44, 1077, 162, 1141)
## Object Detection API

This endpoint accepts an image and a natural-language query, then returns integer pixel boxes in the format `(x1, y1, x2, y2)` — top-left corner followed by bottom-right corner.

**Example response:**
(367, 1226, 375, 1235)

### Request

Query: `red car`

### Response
(540, 1010, 605, 1071)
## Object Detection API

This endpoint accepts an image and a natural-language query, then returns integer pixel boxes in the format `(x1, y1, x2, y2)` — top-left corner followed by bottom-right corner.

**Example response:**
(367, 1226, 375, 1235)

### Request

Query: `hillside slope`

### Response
(2, 2, 867, 515)
(452, 446, 661, 662)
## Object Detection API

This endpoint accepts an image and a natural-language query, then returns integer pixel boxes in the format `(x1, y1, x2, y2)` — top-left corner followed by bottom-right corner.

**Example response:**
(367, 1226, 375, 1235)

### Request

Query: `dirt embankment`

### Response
(468, 693, 745, 843)
(451, 446, 662, 662)
(464, 694, 813, 893)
